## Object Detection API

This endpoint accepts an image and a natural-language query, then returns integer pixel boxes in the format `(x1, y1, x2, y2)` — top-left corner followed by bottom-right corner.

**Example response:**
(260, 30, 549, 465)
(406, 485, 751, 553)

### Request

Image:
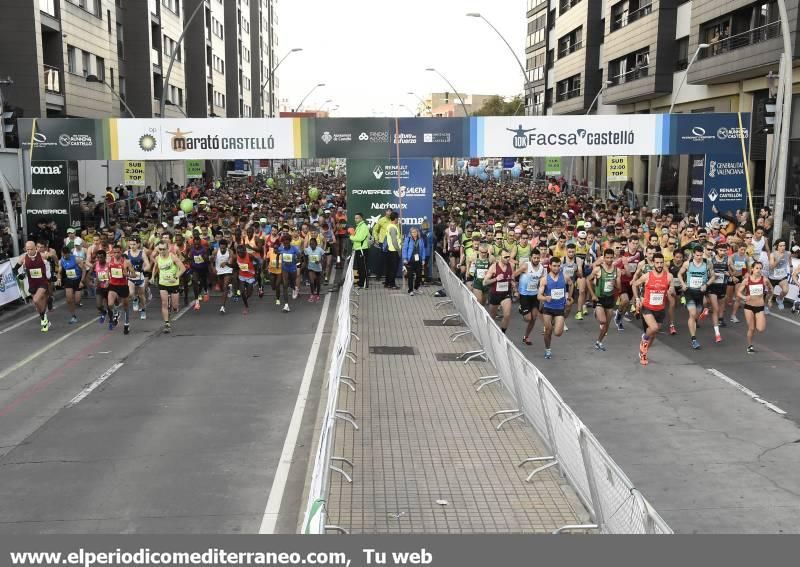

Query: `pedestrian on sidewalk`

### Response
(383, 212, 401, 289)
(402, 227, 426, 296)
(349, 212, 370, 289)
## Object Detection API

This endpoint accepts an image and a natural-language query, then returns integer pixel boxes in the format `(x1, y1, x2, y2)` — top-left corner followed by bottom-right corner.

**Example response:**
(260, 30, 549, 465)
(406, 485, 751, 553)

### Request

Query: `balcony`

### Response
(43, 65, 61, 93)
(699, 21, 781, 60)
(558, 40, 583, 59)
(608, 64, 649, 86)
(556, 87, 582, 102)
(610, 2, 653, 32)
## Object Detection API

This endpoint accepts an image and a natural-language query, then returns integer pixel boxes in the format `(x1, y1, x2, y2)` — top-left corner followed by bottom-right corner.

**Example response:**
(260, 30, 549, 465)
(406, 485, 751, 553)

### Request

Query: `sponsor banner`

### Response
(114, 118, 295, 160)
(18, 118, 109, 160)
(0, 261, 22, 307)
(477, 115, 660, 157)
(689, 155, 705, 215)
(703, 155, 748, 224)
(545, 157, 561, 176)
(27, 161, 72, 241)
(502, 157, 517, 169)
(314, 118, 393, 159)
(185, 160, 203, 179)
(395, 118, 469, 158)
(123, 161, 146, 186)
(668, 113, 751, 156)
(347, 159, 433, 235)
(607, 155, 629, 182)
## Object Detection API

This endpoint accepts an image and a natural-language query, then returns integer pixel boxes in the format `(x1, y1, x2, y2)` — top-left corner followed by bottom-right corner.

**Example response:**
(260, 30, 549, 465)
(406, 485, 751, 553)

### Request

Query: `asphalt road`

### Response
(0, 287, 334, 534)
(498, 300, 800, 533)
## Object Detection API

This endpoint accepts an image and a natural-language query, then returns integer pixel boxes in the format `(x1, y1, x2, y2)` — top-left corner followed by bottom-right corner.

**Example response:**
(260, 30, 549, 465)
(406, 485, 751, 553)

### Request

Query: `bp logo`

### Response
(321, 131, 333, 144)
(506, 125, 536, 149)
(139, 134, 157, 152)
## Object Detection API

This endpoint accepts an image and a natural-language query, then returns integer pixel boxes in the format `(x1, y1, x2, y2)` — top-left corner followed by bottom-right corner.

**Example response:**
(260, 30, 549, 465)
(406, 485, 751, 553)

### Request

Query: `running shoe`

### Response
(594, 341, 606, 351)
(242, 308, 249, 315)
(140, 310, 147, 320)
(544, 349, 552, 359)
(112, 312, 119, 327)
(146, 287, 153, 302)
(227, 285, 233, 298)
(123, 324, 130, 335)
(220, 305, 226, 314)
(668, 323, 677, 335)
(615, 316, 624, 332)
(292, 288, 298, 300)
(164, 322, 171, 334)
(132, 297, 140, 312)
(680, 296, 686, 306)
(564, 324, 569, 332)
(108, 319, 114, 330)
(522, 336, 532, 346)
(574, 311, 584, 321)
(258, 288, 264, 298)
(283, 303, 291, 313)
(691, 338, 701, 350)
(719, 318, 727, 328)
(791, 302, 799, 314)
(623, 312, 633, 322)
(203, 293, 210, 302)
(194, 299, 201, 311)
(698, 307, 709, 321)
(408, 291, 415, 296)
(715, 334, 722, 343)
(764, 305, 771, 315)
(730, 315, 739, 323)
(777, 299, 785, 311)
(275, 298, 281, 305)
(99, 313, 106, 324)
(68, 315, 78, 325)
(639, 350, 648, 365)
(747, 345, 756, 354)
(308, 295, 315, 303)
(41, 317, 50, 332)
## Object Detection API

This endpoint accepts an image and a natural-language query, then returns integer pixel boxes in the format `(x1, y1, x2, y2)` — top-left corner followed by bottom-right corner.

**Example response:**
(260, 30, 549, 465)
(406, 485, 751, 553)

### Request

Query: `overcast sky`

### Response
(277, 0, 527, 116)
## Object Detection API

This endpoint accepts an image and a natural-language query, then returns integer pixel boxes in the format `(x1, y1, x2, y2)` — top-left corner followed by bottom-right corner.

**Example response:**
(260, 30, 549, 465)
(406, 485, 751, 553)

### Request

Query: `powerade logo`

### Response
(681, 126, 715, 142)
(28, 209, 68, 214)
(352, 189, 391, 195)
(30, 165, 64, 175)
(506, 125, 634, 149)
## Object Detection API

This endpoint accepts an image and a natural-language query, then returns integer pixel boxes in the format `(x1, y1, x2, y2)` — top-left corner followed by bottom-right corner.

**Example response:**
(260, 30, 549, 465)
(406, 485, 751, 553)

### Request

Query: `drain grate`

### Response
(423, 319, 465, 327)
(434, 352, 467, 362)
(370, 346, 417, 355)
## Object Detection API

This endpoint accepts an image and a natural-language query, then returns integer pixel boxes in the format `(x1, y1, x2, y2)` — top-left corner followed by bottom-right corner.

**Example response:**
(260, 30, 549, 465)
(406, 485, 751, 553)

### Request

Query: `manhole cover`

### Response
(423, 319, 465, 327)
(434, 353, 467, 362)
(370, 346, 417, 355)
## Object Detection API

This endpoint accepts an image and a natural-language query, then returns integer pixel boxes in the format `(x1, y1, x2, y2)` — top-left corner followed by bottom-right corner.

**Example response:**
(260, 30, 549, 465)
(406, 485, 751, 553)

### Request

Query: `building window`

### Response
(559, 0, 582, 16)
(608, 48, 650, 85)
(163, 35, 182, 61)
(675, 37, 689, 70)
(700, 0, 780, 59)
(610, 0, 653, 32)
(532, 91, 545, 115)
(556, 74, 581, 102)
(66, 0, 100, 17)
(558, 27, 583, 58)
(526, 13, 547, 48)
(526, 49, 546, 83)
(117, 23, 125, 59)
(95, 56, 105, 81)
(82, 51, 91, 77)
(213, 54, 225, 74)
(67, 45, 77, 74)
(161, 0, 180, 16)
(212, 17, 224, 39)
(527, 0, 547, 11)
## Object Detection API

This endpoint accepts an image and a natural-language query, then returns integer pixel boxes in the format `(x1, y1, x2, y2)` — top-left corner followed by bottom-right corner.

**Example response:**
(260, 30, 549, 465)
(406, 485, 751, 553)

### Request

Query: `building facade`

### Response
(525, 0, 800, 231)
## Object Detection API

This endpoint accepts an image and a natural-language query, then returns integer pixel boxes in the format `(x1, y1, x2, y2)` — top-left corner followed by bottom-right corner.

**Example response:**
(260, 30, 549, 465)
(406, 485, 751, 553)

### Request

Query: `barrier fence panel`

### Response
(433, 253, 672, 534)
(302, 256, 356, 534)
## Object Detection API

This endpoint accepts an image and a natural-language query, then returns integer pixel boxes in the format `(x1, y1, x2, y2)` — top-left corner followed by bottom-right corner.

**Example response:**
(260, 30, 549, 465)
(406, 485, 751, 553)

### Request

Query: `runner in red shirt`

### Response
(632, 253, 672, 365)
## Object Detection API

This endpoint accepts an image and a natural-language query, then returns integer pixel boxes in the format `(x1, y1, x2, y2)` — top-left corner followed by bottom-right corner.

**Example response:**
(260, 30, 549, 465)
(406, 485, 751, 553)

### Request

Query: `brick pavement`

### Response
(325, 282, 586, 533)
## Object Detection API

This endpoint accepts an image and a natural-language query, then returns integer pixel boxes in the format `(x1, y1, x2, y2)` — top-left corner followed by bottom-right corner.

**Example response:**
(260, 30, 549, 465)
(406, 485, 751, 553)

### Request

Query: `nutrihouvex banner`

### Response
(17, 114, 751, 160)
(347, 158, 433, 235)
(703, 155, 748, 224)
(27, 161, 73, 240)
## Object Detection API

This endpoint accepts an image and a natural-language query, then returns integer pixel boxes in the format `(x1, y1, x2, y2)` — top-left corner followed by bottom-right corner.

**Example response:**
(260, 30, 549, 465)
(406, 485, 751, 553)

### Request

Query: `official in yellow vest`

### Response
(383, 212, 401, 289)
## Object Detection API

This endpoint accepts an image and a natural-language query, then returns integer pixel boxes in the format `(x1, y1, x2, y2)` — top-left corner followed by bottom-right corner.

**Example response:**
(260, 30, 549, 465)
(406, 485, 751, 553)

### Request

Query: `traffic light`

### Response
(763, 97, 776, 134)
(2, 105, 21, 148)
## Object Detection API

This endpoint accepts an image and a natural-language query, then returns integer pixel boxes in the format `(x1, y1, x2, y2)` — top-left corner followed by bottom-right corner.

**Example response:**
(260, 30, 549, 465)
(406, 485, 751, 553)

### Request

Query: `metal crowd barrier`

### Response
(302, 255, 359, 534)
(434, 253, 673, 535)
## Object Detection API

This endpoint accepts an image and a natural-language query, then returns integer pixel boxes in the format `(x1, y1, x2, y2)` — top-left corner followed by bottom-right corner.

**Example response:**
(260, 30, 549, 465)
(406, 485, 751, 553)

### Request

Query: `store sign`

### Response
(545, 157, 561, 176)
(347, 158, 433, 234)
(27, 160, 73, 240)
(607, 156, 629, 182)
(123, 161, 145, 186)
(185, 160, 203, 179)
(703, 155, 748, 223)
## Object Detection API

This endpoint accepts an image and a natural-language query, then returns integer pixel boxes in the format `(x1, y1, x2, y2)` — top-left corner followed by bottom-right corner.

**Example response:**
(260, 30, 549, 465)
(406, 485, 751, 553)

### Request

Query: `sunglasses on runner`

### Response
(502, 255, 511, 260)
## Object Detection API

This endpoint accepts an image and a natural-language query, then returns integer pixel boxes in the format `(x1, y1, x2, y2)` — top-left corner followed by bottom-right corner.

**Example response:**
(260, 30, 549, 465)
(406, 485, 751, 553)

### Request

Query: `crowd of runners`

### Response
(6, 172, 799, 365)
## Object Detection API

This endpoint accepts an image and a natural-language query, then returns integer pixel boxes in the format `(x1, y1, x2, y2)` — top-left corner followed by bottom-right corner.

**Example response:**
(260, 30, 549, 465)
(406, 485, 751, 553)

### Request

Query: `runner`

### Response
(13, 241, 52, 332)
(666, 248, 685, 334)
(234, 244, 256, 314)
(678, 246, 711, 350)
(151, 242, 186, 333)
(767, 239, 790, 311)
(127, 236, 150, 321)
(737, 261, 771, 354)
(277, 233, 301, 312)
(728, 242, 750, 323)
(305, 237, 325, 302)
(83, 248, 110, 325)
(587, 248, 620, 352)
(57, 245, 84, 324)
(632, 253, 671, 365)
(188, 232, 210, 311)
(211, 238, 234, 313)
(514, 248, 544, 345)
(468, 243, 492, 305)
(707, 243, 731, 342)
(107, 243, 134, 334)
(482, 249, 515, 334)
(561, 243, 584, 327)
(538, 257, 573, 359)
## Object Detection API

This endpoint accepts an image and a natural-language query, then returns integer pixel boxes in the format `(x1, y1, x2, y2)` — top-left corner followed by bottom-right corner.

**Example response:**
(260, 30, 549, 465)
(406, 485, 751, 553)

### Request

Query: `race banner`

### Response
(19, 118, 110, 160)
(124, 161, 146, 186)
(0, 261, 22, 307)
(185, 160, 203, 179)
(27, 161, 72, 241)
(545, 157, 561, 176)
(703, 155, 748, 224)
(347, 158, 433, 235)
(607, 156, 629, 181)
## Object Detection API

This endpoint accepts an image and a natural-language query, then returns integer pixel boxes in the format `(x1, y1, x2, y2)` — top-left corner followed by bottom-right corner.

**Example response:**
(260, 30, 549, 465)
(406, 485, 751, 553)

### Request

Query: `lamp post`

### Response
(319, 99, 334, 112)
(653, 43, 709, 204)
(260, 48, 303, 117)
(771, 0, 793, 239)
(86, 74, 136, 117)
(165, 100, 187, 117)
(425, 68, 469, 116)
(295, 83, 325, 112)
(466, 13, 530, 115)
(407, 91, 430, 115)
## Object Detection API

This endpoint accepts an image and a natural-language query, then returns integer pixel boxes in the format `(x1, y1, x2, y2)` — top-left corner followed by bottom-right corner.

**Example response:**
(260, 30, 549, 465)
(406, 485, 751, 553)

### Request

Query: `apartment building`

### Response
(0, 0, 279, 119)
(524, 0, 800, 227)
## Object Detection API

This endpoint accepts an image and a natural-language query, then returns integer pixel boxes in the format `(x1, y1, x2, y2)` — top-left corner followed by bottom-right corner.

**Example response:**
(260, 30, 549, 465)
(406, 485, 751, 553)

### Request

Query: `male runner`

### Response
(13, 241, 52, 331)
(514, 248, 544, 345)
(679, 246, 711, 350)
(587, 248, 620, 351)
(539, 257, 573, 359)
(632, 253, 671, 365)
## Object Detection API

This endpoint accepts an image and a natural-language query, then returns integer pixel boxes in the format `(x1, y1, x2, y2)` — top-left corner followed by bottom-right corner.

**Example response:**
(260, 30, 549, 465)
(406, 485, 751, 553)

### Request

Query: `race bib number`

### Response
(238, 263, 250, 272)
(282, 253, 294, 263)
(689, 275, 704, 288)
(672, 276, 682, 288)
(648, 291, 664, 306)
(496, 281, 509, 292)
(310, 255, 320, 264)
(526, 278, 539, 293)
(714, 272, 725, 284)
(97, 271, 109, 282)
(413, 254, 420, 262)
(772, 267, 787, 279)
(132, 271, 143, 281)
(194, 255, 205, 264)
(551, 288, 565, 300)
(476, 268, 487, 280)
(111, 268, 124, 279)
(627, 262, 637, 274)
(733, 261, 746, 271)
(29, 268, 42, 279)
(271, 257, 280, 268)
(563, 265, 576, 278)
(604, 280, 615, 293)
(65, 269, 77, 279)
(749, 284, 764, 296)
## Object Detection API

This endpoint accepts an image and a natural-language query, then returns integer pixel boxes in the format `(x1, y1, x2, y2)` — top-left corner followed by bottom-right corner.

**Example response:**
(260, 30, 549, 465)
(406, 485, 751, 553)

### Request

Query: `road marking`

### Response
(65, 362, 124, 408)
(0, 299, 68, 335)
(0, 318, 96, 382)
(259, 293, 332, 534)
(707, 368, 787, 415)
(768, 311, 800, 328)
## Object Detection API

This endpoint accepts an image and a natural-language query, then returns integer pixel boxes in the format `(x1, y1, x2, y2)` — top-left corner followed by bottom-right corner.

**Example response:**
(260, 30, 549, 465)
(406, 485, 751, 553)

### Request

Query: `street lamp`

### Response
(160, 0, 206, 118)
(407, 91, 431, 114)
(653, 43, 709, 203)
(260, 48, 303, 117)
(466, 12, 530, 115)
(295, 83, 325, 112)
(319, 99, 334, 112)
(425, 68, 469, 116)
(86, 74, 136, 117)
(165, 99, 187, 117)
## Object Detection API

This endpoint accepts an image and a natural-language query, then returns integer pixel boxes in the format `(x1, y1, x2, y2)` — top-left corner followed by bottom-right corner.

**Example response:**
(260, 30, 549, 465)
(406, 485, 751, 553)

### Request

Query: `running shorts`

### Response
(640, 307, 665, 324)
(518, 295, 539, 315)
(595, 295, 615, 310)
(744, 304, 765, 314)
(541, 307, 565, 318)
(707, 284, 726, 298)
(109, 284, 129, 299)
(488, 292, 511, 306)
(685, 289, 705, 309)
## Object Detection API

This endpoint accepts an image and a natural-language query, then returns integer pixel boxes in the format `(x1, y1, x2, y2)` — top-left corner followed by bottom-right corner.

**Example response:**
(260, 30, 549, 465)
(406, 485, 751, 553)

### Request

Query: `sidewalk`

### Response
(325, 283, 587, 533)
